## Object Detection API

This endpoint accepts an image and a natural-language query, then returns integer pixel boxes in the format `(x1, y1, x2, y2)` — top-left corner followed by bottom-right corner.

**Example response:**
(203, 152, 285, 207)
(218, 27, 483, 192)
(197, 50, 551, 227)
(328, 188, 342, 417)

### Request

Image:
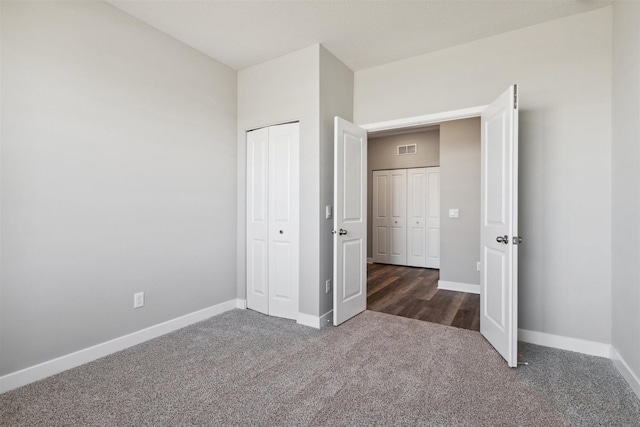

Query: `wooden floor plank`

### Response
(366, 263, 480, 332)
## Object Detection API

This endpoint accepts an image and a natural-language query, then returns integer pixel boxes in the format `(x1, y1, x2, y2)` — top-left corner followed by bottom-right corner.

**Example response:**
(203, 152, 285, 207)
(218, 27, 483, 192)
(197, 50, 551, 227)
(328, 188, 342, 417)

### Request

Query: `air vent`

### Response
(397, 144, 417, 156)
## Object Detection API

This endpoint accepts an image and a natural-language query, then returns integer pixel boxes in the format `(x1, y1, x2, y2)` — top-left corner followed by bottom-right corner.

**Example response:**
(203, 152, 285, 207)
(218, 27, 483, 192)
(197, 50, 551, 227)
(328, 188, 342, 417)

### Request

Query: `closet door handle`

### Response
(339, 229, 348, 236)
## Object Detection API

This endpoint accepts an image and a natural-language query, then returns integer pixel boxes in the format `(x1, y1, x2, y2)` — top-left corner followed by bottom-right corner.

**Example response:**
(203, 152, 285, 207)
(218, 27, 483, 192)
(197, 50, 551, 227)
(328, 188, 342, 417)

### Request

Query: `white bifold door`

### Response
(407, 167, 440, 268)
(373, 167, 440, 268)
(246, 122, 299, 320)
(372, 169, 407, 265)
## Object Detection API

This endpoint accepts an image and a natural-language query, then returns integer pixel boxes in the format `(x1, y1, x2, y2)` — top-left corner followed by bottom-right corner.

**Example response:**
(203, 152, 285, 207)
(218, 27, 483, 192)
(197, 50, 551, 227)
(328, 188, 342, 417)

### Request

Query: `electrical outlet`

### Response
(476, 262, 481, 272)
(325, 279, 332, 294)
(134, 292, 144, 309)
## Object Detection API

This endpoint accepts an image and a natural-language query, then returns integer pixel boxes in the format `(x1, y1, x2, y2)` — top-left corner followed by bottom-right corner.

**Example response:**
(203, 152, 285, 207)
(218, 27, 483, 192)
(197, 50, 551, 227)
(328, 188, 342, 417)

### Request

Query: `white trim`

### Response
(296, 312, 321, 329)
(437, 280, 480, 294)
(361, 105, 488, 133)
(611, 347, 640, 399)
(367, 257, 374, 264)
(236, 298, 247, 309)
(518, 329, 611, 358)
(0, 299, 240, 393)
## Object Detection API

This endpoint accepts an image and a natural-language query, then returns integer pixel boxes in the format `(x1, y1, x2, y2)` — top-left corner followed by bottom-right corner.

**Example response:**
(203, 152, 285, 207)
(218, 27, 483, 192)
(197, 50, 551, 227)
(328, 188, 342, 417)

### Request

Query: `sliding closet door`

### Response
(407, 168, 427, 267)
(246, 123, 299, 321)
(372, 170, 390, 264)
(268, 123, 299, 320)
(246, 127, 270, 315)
(426, 167, 441, 269)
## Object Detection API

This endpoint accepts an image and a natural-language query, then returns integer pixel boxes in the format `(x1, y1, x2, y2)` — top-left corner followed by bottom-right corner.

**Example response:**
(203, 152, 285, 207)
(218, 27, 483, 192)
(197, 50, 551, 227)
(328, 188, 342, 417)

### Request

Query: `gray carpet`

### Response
(1, 309, 639, 426)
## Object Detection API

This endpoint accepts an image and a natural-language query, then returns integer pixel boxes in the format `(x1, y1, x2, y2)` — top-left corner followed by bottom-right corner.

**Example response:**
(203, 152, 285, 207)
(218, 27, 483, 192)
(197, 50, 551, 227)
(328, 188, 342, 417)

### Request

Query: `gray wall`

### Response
(439, 118, 481, 286)
(1, 1, 238, 375)
(367, 130, 440, 257)
(319, 46, 354, 318)
(612, 0, 640, 386)
(355, 8, 612, 344)
(237, 45, 320, 316)
(237, 45, 353, 319)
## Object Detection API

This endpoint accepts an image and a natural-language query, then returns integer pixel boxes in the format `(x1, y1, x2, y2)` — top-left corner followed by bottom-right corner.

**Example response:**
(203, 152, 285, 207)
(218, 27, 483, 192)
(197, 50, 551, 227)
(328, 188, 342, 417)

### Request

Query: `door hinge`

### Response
(513, 85, 518, 109)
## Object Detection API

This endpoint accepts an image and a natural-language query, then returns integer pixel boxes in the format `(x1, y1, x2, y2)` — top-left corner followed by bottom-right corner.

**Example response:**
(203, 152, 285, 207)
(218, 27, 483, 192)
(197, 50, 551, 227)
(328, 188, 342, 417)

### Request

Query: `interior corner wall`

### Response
(319, 46, 354, 319)
(612, 0, 640, 385)
(354, 7, 613, 344)
(237, 45, 321, 317)
(1, 1, 237, 375)
(367, 130, 440, 258)
(439, 118, 481, 286)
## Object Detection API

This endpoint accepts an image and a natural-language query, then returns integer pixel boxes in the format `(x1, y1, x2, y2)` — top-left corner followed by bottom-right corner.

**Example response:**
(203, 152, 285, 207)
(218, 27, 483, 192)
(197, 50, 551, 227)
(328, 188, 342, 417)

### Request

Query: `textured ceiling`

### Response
(107, 0, 611, 71)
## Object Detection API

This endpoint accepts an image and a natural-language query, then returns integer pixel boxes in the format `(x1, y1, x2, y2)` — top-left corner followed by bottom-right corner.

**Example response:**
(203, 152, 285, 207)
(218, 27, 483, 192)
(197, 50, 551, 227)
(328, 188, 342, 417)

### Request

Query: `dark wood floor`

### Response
(367, 263, 480, 331)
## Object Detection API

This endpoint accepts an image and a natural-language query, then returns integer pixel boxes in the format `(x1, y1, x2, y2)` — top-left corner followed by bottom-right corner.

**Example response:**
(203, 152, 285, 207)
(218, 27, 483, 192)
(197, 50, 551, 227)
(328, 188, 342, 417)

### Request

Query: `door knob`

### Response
(496, 235, 509, 244)
(279, 230, 284, 234)
(339, 229, 348, 236)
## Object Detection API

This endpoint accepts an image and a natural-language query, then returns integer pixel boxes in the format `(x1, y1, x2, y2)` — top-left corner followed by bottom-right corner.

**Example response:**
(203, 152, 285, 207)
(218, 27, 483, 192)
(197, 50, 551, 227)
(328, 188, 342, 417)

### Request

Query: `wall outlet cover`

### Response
(134, 292, 145, 309)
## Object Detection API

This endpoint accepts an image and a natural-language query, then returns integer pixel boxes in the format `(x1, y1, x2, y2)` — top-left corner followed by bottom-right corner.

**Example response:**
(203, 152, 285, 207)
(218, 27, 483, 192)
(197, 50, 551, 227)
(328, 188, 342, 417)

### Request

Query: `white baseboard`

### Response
(0, 298, 240, 394)
(367, 257, 373, 264)
(297, 310, 332, 329)
(236, 298, 247, 309)
(518, 329, 611, 358)
(297, 312, 321, 329)
(437, 280, 480, 294)
(611, 347, 640, 399)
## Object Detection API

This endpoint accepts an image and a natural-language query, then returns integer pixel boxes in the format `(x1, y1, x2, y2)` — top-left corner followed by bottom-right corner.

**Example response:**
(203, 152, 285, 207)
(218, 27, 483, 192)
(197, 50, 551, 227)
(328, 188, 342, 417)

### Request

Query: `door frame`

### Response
(360, 105, 488, 133)
(361, 104, 488, 266)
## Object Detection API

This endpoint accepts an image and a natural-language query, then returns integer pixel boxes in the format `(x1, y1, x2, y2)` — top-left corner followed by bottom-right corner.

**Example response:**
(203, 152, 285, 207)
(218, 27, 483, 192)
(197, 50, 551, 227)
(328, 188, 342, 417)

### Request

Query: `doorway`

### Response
(333, 86, 519, 366)
(365, 119, 481, 331)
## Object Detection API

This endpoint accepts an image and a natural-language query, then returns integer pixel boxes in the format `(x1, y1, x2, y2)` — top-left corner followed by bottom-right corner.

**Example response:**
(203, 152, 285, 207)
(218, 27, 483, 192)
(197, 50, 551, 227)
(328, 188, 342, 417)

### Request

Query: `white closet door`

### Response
(406, 168, 427, 268)
(426, 167, 441, 269)
(372, 170, 390, 264)
(246, 127, 270, 315)
(246, 122, 299, 321)
(268, 123, 299, 320)
(389, 169, 407, 265)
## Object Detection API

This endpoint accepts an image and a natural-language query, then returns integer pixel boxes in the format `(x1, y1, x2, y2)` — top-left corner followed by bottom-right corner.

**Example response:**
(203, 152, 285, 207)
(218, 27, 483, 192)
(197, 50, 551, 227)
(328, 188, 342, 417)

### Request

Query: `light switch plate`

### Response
(449, 209, 459, 218)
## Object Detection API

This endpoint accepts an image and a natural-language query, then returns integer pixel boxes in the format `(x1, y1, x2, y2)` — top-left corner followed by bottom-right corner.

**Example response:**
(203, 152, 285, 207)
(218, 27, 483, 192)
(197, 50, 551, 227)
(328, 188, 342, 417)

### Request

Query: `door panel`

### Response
(334, 117, 367, 326)
(268, 123, 299, 320)
(389, 170, 407, 265)
(426, 168, 441, 269)
(372, 171, 390, 263)
(480, 85, 519, 367)
(407, 168, 426, 267)
(246, 127, 270, 315)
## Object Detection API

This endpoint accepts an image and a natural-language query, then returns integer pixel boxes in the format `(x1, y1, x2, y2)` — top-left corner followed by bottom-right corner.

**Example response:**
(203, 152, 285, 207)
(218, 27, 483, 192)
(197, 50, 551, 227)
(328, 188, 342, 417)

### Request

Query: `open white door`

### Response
(480, 85, 519, 367)
(333, 117, 367, 326)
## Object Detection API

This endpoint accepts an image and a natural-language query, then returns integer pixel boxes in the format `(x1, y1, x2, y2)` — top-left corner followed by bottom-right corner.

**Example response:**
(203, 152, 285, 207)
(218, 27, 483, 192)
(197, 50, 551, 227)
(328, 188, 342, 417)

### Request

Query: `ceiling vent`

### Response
(397, 144, 417, 156)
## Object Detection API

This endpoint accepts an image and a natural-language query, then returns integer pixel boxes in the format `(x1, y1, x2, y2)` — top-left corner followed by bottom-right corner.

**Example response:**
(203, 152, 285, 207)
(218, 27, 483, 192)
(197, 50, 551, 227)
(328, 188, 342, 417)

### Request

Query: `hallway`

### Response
(367, 263, 480, 331)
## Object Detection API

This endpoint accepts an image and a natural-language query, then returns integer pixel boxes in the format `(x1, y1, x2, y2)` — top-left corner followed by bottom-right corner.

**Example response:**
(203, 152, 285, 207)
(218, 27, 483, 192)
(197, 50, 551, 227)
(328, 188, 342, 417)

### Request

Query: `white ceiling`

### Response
(107, 0, 611, 71)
